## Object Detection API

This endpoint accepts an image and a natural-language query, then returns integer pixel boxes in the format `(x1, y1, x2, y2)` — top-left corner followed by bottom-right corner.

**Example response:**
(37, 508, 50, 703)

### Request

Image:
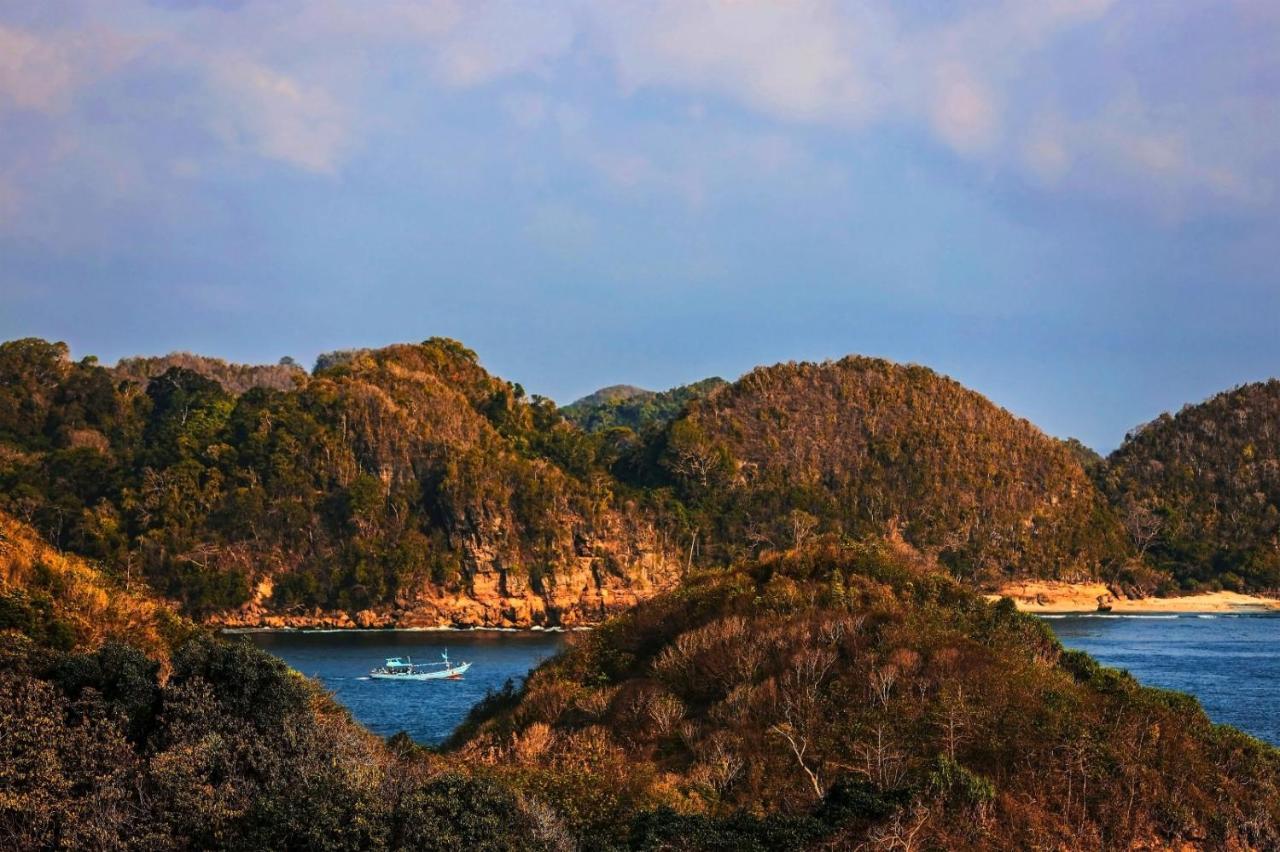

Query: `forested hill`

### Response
(0, 505, 568, 850)
(561, 377, 728, 433)
(621, 357, 1129, 585)
(455, 541, 1280, 849)
(1103, 380, 1280, 592)
(0, 337, 679, 628)
(4, 334, 1278, 624)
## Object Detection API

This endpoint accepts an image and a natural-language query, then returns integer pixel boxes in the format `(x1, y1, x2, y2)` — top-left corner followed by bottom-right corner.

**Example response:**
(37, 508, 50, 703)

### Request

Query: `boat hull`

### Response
(370, 661, 471, 681)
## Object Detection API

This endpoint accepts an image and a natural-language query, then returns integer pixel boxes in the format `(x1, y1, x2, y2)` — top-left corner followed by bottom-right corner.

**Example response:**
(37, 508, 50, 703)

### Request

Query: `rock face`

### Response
(212, 549, 677, 630)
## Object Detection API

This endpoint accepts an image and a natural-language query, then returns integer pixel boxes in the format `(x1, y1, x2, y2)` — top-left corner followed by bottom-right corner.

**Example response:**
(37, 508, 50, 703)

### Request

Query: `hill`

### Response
(562, 378, 728, 433)
(0, 504, 567, 850)
(453, 540, 1280, 849)
(0, 337, 678, 628)
(0, 508, 188, 664)
(1103, 380, 1280, 592)
(621, 357, 1129, 586)
(567, 384, 655, 408)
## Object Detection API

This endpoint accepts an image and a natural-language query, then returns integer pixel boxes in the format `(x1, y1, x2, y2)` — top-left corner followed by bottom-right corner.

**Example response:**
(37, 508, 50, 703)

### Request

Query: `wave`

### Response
(1042, 613, 1181, 620)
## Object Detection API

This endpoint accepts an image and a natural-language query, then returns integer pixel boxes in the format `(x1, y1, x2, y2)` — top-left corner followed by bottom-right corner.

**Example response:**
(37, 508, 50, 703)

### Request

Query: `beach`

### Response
(989, 580, 1280, 614)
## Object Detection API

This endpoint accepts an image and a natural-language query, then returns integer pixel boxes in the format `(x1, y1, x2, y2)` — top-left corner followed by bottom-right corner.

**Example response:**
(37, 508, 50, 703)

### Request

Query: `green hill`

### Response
(562, 378, 728, 433)
(621, 357, 1129, 586)
(0, 338, 678, 627)
(1103, 380, 1280, 592)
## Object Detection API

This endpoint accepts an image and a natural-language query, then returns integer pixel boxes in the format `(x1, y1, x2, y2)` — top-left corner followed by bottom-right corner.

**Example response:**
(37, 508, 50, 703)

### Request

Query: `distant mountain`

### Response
(1103, 380, 1280, 592)
(621, 356, 1129, 585)
(567, 384, 655, 407)
(453, 541, 1280, 848)
(112, 351, 307, 395)
(562, 377, 728, 433)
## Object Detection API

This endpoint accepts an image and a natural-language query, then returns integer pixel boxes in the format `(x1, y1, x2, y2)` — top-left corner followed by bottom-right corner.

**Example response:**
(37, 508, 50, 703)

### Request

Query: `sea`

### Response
(1047, 612, 1280, 745)
(241, 614, 1280, 748)
(242, 629, 566, 745)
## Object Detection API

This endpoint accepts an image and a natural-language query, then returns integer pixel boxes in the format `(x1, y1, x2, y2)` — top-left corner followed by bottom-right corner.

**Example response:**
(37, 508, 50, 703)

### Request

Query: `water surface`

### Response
(1047, 613, 1280, 745)
(242, 615, 1280, 750)
(243, 630, 566, 745)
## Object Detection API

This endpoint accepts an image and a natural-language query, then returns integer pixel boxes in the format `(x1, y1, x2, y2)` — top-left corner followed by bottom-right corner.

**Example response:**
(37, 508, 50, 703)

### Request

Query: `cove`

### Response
(244, 629, 566, 744)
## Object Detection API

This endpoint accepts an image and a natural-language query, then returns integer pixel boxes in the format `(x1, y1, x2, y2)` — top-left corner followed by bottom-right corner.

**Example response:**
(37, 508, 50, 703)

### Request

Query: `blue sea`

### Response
(1047, 612, 1280, 745)
(242, 615, 1280, 748)
(242, 629, 565, 745)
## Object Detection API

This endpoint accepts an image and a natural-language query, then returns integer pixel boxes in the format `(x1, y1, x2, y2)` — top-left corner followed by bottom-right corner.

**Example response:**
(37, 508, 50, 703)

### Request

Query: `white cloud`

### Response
(207, 58, 349, 174)
(600, 0, 878, 123)
(930, 65, 998, 153)
(0, 0, 1273, 217)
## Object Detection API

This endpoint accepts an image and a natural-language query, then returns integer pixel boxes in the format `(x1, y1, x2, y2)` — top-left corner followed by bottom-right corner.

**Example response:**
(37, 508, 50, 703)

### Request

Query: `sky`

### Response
(1, 0, 1277, 452)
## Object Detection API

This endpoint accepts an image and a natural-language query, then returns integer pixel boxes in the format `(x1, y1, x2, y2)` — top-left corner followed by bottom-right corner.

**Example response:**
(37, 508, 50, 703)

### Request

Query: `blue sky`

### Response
(1, 1, 1277, 451)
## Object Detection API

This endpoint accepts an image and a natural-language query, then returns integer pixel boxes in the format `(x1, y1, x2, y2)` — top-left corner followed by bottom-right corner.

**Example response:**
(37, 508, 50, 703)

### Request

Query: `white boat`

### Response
(370, 650, 471, 681)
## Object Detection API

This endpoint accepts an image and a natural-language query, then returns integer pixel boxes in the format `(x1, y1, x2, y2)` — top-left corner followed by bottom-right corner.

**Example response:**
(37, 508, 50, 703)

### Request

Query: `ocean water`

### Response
(242, 630, 566, 745)
(241, 615, 1280, 749)
(1046, 613, 1280, 745)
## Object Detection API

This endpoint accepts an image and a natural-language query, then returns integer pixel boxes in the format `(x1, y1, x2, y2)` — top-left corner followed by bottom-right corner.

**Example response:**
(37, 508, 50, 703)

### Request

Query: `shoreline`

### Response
(989, 580, 1280, 614)
(220, 624, 592, 635)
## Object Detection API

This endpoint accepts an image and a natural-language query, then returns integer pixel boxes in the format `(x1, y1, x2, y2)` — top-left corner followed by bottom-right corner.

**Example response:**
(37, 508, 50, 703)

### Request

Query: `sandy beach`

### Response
(988, 580, 1280, 614)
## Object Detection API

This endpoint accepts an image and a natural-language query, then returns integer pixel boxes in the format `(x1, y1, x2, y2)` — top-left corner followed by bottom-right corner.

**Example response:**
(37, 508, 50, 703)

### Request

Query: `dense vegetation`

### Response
(1103, 381, 1280, 592)
(0, 509, 185, 661)
(617, 358, 1130, 586)
(6, 334, 1280, 848)
(112, 353, 307, 395)
(456, 540, 1280, 849)
(3, 335, 1279, 622)
(0, 509, 570, 850)
(561, 379, 728, 434)
(0, 338, 675, 622)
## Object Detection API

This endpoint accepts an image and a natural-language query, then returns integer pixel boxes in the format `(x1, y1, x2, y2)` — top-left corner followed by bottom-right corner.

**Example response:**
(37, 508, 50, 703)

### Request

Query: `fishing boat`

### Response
(370, 650, 471, 681)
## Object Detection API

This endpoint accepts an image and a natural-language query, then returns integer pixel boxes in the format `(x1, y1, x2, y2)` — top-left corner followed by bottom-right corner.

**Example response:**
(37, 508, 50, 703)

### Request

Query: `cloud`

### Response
(206, 58, 349, 174)
(427, 1, 576, 88)
(0, 0, 1274, 219)
(0, 25, 79, 110)
(599, 1, 877, 124)
(930, 65, 998, 153)
(0, 23, 139, 112)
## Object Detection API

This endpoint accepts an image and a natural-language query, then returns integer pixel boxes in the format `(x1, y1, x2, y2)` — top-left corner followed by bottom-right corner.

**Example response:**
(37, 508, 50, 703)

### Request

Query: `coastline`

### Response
(219, 624, 592, 634)
(989, 580, 1280, 614)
